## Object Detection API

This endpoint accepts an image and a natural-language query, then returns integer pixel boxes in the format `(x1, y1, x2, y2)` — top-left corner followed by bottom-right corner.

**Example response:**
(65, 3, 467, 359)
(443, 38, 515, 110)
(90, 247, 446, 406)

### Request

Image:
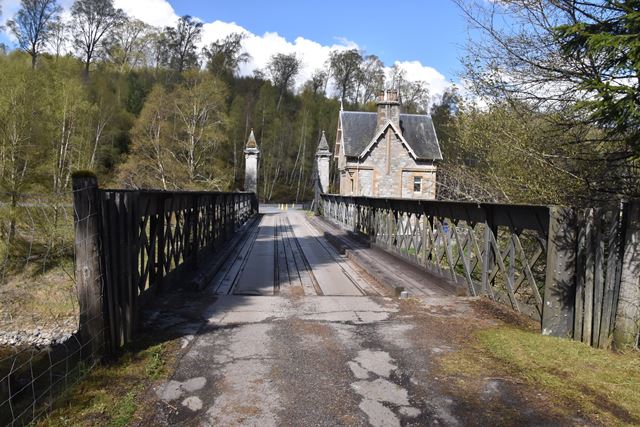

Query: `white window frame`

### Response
(413, 176, 422, 193)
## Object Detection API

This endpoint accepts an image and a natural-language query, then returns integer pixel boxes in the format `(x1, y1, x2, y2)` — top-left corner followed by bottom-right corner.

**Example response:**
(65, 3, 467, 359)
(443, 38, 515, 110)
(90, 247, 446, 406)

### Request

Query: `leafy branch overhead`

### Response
(455, 0, 640, 198)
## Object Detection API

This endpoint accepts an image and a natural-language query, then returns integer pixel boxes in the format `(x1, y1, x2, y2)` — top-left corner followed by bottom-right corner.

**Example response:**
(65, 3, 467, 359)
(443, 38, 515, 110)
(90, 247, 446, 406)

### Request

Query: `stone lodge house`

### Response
(334, 90, 442, 199)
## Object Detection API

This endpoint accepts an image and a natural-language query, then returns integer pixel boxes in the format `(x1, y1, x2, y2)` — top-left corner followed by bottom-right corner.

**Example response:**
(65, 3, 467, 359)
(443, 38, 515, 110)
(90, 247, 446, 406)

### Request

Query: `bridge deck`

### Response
(143, 209, 574, 426)
(210, 209, 380, 297)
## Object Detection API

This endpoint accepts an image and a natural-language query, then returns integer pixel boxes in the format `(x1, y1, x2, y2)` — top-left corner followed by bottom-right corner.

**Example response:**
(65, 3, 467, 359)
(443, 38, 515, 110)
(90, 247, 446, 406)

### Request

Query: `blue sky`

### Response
(0, 0, 471, 95)
(168, 0, 469, 78)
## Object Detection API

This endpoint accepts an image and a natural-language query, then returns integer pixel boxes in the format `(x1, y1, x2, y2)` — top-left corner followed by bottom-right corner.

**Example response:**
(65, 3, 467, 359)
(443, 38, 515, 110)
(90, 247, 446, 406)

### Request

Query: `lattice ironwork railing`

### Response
(97, 190, 257, 353)
(321, 195, 551, 320)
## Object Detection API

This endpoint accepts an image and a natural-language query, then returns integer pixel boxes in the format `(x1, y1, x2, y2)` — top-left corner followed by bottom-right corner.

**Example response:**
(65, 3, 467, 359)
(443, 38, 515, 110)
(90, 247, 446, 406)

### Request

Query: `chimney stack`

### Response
(376, 89, 401, 132)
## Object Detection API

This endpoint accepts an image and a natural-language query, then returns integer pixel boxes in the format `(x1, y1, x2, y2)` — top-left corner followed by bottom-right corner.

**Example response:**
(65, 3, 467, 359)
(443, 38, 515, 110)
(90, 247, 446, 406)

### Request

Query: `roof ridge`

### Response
(400, 113, 432, 118)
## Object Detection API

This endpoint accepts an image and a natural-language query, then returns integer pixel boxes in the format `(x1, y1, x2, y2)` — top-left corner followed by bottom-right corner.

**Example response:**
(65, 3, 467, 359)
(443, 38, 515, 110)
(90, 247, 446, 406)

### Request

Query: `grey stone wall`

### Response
(340, 128, 437, 199)
(317, 156, 330, 194)
(358, 169, 373, 196)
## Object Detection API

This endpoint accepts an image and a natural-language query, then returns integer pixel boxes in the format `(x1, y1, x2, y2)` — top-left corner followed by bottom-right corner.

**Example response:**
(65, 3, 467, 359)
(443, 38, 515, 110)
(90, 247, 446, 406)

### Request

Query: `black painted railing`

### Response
(320, 194, 639, 349)
(73, 174, 258, 355)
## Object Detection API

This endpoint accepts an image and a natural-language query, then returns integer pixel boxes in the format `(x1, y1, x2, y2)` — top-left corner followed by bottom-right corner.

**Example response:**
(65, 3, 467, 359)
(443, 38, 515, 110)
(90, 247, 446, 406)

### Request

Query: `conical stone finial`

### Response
(244, 128, 259, 194)
(317, 130, 330, 153)
(246, 129, 258, 149)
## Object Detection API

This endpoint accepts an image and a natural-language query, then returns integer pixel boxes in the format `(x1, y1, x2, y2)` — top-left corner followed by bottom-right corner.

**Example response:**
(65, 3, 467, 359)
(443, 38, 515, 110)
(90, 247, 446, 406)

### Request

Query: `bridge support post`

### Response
(72, 172, 107, 358)
(542, 207, 577, 338)
(244, 129, 260, 199)
(315, 131, 332, 214)
(613, 201, 640, 349)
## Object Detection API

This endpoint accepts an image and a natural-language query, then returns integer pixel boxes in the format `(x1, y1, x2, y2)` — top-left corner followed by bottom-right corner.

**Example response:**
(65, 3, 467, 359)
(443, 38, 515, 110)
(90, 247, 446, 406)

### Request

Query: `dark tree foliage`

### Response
(266, 52, 300, 111)
(306, 69, 327, 96)
(554, 1, 640, 157)
(163, 15, 202, 73)
(71, 0, 125, 75)
(329, 49, 363, 104)
(203, 32, 250, 80)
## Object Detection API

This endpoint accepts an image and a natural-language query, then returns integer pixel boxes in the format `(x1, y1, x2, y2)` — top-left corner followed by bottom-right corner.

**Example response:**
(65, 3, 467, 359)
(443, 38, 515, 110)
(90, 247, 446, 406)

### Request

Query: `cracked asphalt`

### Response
(135, 211, 582, 426)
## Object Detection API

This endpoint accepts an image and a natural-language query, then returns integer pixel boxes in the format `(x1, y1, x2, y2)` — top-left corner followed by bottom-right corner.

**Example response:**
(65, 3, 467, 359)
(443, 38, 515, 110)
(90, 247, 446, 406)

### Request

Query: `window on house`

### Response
(413, 176, 422, 193)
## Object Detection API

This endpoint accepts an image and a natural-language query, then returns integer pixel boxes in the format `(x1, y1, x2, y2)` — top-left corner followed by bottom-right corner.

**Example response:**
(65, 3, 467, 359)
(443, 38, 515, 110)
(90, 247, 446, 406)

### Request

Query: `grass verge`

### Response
(439, 325, 640, 425)
(36, 336, 178, 427)
(0, 262, 78, 332)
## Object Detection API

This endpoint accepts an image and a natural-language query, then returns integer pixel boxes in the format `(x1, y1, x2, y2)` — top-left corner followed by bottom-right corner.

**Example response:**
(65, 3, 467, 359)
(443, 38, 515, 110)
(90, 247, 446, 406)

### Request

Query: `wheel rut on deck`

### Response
(210, 210, 379, 297)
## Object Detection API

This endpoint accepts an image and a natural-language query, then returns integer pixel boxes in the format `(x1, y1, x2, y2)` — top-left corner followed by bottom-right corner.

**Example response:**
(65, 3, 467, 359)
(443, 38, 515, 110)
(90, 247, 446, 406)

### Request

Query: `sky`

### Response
(0, 0, 471, 98)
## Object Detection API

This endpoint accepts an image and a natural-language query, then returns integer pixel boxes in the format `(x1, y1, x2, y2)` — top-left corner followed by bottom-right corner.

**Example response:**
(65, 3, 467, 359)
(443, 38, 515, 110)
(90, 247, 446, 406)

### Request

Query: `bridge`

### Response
(57, 165, 638, 426)
(1, 165, 637, 425)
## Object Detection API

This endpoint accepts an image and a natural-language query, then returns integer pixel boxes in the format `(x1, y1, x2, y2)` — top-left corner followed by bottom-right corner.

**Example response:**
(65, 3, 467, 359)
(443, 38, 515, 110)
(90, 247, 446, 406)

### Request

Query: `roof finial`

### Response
(246, 128, 258, 149)
(317, 130, 330, 154)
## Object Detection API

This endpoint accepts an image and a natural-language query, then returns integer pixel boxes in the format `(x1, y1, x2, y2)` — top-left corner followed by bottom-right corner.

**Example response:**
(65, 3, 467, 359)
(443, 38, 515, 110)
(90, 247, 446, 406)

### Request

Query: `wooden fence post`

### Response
(613, 201, 640, 349)
(72, 172, 106, 358)
(542, 206, 577, 337)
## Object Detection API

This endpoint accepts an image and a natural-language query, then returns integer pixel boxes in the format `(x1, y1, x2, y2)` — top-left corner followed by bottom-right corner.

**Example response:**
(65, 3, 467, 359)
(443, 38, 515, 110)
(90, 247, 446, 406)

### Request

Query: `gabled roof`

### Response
(339, 111, 442, 161)
(360, 121, 417, 159)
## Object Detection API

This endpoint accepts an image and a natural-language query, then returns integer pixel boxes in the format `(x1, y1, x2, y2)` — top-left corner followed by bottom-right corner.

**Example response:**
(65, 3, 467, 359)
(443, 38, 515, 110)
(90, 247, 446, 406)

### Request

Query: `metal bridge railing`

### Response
(319, 194, 639, 349)
(72, 174, 259, 357)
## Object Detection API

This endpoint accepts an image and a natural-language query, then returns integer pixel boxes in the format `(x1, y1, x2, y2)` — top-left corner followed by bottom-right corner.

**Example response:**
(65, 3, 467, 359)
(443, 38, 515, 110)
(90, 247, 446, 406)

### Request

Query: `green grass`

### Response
(0, 262, 78, 331)
(37, 340, 175, 427)
(440, 326, 640, 425)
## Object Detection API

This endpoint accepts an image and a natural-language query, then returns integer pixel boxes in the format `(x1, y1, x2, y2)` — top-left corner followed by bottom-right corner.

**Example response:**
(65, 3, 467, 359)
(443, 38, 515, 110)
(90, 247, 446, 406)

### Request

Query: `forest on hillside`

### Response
(0, 0, 638, 208)
(1, 0, 638, 330)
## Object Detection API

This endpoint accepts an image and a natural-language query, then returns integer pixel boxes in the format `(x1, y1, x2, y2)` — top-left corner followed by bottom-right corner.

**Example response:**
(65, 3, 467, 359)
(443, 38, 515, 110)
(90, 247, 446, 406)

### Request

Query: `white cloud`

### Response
(0, 0, 21, 41)
(113, 0, 178, 28)
(0, 0, 453, 99)
(199, 20, 357, 90)
(389, 60, 451, 99)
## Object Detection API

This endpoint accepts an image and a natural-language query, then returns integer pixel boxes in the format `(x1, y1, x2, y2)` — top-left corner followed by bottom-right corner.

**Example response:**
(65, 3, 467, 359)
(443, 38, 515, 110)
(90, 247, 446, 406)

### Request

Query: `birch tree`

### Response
(105, 17, 152, 72)
(173, 71, 228, 188)
(0, 60, 32, 243)
(121, 85, 175, 189)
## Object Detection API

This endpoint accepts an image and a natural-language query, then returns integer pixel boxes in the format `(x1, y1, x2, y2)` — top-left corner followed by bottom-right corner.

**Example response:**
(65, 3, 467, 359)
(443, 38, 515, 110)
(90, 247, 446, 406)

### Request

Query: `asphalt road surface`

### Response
(141, 210, 577, 426)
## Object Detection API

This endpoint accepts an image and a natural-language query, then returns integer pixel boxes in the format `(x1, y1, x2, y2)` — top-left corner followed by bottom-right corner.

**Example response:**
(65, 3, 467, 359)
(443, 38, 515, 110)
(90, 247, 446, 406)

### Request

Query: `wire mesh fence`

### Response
(0, 192, 78, 341)
(1, 181, 260, 426)
(0, 319, 105, 426)
(0, 188, 99, 427)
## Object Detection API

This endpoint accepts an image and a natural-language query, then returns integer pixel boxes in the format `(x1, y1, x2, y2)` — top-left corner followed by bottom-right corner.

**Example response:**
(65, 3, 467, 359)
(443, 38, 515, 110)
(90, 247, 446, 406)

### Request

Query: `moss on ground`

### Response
(37, 337, 178, 427)
(439, 325, 640, 426)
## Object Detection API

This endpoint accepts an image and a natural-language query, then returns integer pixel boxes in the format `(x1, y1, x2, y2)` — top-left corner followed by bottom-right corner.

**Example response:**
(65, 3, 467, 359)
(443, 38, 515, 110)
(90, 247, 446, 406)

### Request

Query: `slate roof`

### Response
(340, 111, 442, 160)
